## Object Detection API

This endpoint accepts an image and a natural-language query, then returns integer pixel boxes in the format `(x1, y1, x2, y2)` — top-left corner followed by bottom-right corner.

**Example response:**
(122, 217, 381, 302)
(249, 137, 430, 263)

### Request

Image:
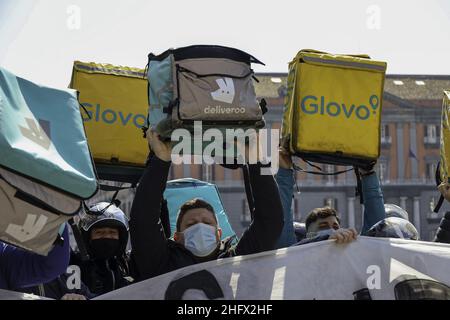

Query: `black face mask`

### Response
(90, 239, 120, 260)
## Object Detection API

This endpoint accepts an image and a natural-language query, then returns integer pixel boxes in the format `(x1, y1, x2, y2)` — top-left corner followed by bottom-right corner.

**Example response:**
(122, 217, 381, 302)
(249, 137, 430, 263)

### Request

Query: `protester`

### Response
(0, 225, 70, 290)
(15, 188, 173, 299)
(433, 183, 450, 243)
(438, 182, 450, 203)
(364, 216, 419, 240)
(13, 202, 132, 299)
(434, 212, 450, 244)
(384, 203, 409, 220)
(129, 128, 284, 281)
(362, 204, 419, 240)
(274, 149, 298, 248)
(275, 148, 386, 247)
(70, 202, 133, 295)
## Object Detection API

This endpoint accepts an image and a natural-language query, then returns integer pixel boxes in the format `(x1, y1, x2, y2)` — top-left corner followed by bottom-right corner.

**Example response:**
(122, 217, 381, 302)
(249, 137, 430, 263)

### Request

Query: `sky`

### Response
(0, 0, 449, 89)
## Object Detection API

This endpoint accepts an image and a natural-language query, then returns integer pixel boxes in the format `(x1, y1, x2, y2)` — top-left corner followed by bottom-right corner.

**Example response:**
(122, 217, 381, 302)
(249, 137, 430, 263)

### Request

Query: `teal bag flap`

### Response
(164, 178, 236, 241)
(0, 67, 98, 199)
(148, 55, 173, 128)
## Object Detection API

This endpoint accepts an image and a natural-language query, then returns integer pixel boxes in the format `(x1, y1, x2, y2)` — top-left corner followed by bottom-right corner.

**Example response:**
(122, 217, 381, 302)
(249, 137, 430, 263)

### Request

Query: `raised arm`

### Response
(274, 150, 297, 248)
(129, 130, 172, 281)
(361, 170, 386, 234)
(235, 163, 284, 255)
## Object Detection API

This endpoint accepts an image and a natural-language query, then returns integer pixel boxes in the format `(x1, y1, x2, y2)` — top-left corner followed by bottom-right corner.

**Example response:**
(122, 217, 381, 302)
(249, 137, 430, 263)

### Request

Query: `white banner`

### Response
(96, 237, 450, 300)
(0, 289, 49, 300)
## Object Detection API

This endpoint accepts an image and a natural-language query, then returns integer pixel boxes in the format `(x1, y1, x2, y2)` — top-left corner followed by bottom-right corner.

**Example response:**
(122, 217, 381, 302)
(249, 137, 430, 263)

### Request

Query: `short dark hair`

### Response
(305, 207, 341, 231)
(175, 198, 217, 232)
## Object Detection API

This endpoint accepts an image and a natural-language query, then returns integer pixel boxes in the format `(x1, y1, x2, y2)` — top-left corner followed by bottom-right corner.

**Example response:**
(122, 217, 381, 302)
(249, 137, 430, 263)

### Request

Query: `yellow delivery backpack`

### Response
(70, 61, 149, 181)
(439, 91, 450, 183)
(433, 90, 450, 213)
(282, 49, 387, 168)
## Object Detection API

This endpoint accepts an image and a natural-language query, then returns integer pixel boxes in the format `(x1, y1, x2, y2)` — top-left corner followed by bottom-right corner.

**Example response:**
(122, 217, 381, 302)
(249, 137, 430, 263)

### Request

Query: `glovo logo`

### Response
(81, 103, 147, 128)
(300, 94, 379, 120)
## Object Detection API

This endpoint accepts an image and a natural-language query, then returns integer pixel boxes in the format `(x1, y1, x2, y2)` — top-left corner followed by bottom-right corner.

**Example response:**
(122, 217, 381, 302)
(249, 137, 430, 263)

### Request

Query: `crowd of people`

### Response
(0, 126, 448, 299)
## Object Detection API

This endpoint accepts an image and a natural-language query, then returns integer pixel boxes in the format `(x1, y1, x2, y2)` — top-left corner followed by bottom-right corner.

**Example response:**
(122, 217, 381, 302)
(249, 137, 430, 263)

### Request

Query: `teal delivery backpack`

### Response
(164, 178, 236, 241)
(0, 67, 98, 255)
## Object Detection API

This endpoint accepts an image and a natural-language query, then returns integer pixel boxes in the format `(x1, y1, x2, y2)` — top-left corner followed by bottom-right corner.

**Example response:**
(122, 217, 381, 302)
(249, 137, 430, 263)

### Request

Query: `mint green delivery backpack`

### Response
(0, 66, 98, 255)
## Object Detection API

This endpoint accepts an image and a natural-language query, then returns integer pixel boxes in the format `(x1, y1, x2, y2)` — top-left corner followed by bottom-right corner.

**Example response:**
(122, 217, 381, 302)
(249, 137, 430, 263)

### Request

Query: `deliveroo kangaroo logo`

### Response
(211, 78, 235, 104)
(300, 94, 380, 120)
(6, 214, 48, 242)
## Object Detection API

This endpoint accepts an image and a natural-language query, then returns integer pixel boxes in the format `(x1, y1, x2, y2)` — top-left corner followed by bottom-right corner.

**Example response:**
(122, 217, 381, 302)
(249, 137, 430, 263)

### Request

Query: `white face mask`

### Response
(183, 223, 219, 257)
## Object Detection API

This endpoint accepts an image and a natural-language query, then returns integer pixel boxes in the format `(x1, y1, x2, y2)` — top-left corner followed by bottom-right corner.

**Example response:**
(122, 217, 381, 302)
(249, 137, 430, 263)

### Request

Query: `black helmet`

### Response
(78, 202, 129, 257)
(384, 204, 409, 220)
(293, 222, 307, 242)
(364, 217, 419, 240)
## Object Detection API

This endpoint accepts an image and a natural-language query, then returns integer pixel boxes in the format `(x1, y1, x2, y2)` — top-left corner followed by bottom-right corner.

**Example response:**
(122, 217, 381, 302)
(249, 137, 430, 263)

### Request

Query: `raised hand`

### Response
(146, 127, 172, 162)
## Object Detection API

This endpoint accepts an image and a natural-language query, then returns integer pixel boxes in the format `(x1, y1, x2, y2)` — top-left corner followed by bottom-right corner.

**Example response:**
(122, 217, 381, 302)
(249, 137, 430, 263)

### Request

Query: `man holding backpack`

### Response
(129, 128, 284, 281)
(275, 148, 386, 248)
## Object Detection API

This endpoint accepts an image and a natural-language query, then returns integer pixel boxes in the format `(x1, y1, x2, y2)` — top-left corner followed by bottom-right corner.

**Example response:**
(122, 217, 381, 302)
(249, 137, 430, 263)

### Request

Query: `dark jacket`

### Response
(15, 272, 95, 300)
(130, 156, 284, 281)
(0, 226, 70, 290)
(70, 252, 133, 296)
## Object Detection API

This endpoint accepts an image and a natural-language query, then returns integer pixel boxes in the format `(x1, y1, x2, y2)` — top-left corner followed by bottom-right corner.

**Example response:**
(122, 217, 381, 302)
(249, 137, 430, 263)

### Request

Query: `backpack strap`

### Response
(292, 162, 353, 176)
(68, 217, 90, 262)
(434, 161, 445, 213)
(242, 164, 255, 220)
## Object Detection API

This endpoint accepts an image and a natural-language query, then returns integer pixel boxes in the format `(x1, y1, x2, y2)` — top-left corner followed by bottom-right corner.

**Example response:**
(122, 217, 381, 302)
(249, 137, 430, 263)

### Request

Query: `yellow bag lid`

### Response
(290, 50, 387, 73)
(72, 61, 146, 79)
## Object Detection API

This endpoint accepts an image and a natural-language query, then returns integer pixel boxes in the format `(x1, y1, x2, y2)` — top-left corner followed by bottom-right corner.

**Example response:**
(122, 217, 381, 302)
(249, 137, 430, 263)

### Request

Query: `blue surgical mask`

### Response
(183, 223, 219, 257)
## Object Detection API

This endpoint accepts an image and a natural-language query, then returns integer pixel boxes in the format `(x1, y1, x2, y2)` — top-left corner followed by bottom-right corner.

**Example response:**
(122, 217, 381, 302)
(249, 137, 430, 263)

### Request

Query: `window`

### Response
(426, 162, 437, 180)
(278, 85, 288, 98)
(271, 77, 282, 83)
(201, 164, 215, 182)
(424, 124, 439, 144)
(324, 197, 338, 209)
(323, 165, 337, 184)
(429, 197, 437, 213)
(381, 124, 391, 144)
(427, 197, 440, 221)
(378, 161, 388, 182)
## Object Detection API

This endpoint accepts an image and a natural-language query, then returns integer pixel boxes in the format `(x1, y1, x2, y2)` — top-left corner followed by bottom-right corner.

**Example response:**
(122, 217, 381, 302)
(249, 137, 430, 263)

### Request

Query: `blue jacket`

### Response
(275, 169, 386, 248)
(0, 226, 70, 290)
(274, 168, 298, 248)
